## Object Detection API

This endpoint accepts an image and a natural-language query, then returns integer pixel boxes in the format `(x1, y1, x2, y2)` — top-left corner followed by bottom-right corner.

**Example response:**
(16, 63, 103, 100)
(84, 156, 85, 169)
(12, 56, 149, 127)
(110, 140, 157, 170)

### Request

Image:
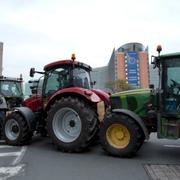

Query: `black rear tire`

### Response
(4, 112, 32, 145)
(47, 96, 98, 152)
(100, 113, 144, 157)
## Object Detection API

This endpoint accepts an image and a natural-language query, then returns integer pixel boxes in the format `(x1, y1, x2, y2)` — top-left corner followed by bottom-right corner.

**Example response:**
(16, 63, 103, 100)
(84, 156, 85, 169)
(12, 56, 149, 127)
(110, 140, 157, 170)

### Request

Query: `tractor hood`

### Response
(110, 88, 152, 117)
(112, 88, 150, 97)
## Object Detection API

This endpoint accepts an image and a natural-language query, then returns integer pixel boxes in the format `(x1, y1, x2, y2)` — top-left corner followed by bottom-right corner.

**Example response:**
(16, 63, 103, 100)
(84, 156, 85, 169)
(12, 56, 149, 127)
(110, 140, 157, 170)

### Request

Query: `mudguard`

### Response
(112, 109, 149, 140)
(45, 87, 102, 111)
(14, 107, 36, 131)
(0, 111, 6, 139)
(0, 96, 8, 139)
(0, 96, 8, 110)
(92, 89, 110, 106)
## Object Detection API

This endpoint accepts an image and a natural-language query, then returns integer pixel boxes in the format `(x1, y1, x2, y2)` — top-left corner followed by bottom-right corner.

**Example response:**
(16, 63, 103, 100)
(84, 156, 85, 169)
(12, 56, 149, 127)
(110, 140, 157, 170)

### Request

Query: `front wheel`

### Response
(4, 112, 32, 145)
(100, 113, 144, 157)
(47, 97, 98, 152)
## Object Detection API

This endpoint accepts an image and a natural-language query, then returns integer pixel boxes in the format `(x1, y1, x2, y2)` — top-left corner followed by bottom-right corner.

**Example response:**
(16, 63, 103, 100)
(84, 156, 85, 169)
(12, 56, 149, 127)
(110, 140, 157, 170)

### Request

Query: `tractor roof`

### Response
(44, 60, 92, 71)
(0, 76, 23, 82)
(160, 52, 180, 59)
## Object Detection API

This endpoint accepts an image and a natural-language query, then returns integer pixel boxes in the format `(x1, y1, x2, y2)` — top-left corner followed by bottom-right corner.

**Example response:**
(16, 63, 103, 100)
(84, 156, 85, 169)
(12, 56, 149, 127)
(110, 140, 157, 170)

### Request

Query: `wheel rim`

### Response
(5, 119, 20, 141)
(52, 107, 82, 143)
(106, 123, 130, 149)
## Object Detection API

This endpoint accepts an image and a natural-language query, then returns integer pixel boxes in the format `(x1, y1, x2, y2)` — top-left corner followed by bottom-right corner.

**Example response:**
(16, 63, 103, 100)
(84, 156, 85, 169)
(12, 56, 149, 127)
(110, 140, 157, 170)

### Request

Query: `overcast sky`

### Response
(0, 0, 180, 81)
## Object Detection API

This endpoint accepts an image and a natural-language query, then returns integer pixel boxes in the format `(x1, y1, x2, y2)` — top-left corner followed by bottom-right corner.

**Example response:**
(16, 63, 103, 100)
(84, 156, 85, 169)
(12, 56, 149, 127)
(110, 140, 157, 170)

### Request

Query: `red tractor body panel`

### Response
(44, 87, 104, 110)
(22, 88, 109, 112)
(23, 96, 43, 111)
(92, 89, 110, 106)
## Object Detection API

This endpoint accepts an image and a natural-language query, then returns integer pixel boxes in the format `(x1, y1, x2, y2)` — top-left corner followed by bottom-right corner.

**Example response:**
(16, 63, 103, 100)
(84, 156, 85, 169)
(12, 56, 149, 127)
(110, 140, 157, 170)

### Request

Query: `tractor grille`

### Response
(110, 96, 138, 111)
(110, 96, 122, 109)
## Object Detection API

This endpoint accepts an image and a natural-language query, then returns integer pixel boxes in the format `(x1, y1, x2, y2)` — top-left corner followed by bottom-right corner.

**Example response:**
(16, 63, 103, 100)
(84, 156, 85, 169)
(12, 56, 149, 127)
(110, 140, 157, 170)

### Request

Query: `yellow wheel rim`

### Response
(106, 124, 130, 149)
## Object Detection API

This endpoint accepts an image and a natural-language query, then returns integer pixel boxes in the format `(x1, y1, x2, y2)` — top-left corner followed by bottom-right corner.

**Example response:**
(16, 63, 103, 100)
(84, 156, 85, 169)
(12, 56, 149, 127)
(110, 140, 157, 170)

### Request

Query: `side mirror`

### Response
(30, 68, 35, 77)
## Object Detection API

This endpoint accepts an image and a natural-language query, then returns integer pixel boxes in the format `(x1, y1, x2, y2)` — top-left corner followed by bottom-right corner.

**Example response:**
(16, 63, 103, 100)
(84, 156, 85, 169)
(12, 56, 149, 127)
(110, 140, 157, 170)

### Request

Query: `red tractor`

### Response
(3, 55, 109, 152)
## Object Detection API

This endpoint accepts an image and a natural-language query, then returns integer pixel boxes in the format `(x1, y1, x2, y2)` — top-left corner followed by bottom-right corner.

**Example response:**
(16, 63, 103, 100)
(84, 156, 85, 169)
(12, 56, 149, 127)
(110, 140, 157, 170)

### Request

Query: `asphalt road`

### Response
(1, 133, 180, 180)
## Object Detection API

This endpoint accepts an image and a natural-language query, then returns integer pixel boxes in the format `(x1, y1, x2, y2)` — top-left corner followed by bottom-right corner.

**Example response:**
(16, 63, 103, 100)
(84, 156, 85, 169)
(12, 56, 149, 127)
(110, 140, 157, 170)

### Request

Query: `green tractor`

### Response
(100, 45, 180, 157)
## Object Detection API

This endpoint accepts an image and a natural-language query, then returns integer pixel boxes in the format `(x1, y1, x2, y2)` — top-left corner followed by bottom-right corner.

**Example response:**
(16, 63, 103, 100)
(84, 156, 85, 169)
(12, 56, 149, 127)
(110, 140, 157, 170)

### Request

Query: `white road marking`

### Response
(0, 164, 25, 180)
(0, 145, 27, 179)
(12, 146, 27, 165)
(0, 145, 13, 149)
(0, 152, 21, 157)
(0, 146, 27, 163)
(164, 144, 180, 148)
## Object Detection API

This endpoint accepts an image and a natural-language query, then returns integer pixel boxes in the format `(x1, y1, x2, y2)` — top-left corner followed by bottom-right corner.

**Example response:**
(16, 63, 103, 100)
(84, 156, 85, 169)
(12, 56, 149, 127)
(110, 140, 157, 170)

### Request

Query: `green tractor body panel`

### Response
(110, 89, 153, 118)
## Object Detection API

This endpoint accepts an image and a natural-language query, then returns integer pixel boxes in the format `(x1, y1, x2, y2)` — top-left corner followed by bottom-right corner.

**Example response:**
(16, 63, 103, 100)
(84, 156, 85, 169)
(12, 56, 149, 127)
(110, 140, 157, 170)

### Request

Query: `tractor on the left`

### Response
(0, 75, 23, 139)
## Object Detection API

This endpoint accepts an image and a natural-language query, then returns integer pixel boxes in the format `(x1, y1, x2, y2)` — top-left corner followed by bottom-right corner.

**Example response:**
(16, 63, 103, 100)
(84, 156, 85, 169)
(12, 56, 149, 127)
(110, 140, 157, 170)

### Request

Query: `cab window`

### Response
(44, 67, 70, 96)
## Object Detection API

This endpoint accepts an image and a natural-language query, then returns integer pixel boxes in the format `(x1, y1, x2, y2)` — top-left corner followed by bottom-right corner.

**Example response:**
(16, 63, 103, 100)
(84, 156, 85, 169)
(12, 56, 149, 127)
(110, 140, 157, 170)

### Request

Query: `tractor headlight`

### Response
(0, 97, 3, 104)
(0, 96, 8, 109)
(0, 96, 4, 104)
(97, 101, 105, 122)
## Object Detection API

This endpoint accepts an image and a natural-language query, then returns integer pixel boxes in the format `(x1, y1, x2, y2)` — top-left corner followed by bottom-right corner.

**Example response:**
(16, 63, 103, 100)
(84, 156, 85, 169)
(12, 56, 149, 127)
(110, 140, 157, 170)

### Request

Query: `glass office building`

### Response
(92, 42, 150, 89)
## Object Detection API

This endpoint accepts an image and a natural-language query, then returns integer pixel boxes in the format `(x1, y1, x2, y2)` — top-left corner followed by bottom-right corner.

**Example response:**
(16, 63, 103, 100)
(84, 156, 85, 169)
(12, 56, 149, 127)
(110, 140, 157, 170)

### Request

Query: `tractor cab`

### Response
(152, 46, 180, 138)
(42, 60, 92, 97)
(29, 55, 93, 98)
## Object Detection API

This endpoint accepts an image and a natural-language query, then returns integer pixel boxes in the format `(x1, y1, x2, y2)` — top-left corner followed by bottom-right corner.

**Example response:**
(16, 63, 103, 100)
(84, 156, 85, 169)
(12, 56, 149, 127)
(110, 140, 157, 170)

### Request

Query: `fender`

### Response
(23, 96, 43, 112)
(14, 107, 36, 131)
(0, 96, 8, 110)
(112, 109, 149, 140)
(45, 87, 102, 110)
(92, 89, 110, 106)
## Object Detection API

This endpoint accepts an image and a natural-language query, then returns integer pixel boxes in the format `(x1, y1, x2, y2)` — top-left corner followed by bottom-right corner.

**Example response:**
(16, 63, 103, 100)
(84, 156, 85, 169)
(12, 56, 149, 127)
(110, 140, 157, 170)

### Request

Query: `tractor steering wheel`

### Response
(171, 79, 180, 88)
(171, 79, 180, 95)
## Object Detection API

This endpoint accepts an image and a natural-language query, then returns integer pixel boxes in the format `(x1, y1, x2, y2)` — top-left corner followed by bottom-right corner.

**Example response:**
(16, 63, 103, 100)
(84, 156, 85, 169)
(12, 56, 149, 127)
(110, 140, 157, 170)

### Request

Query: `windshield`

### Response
(44, 67, 71, 96)
(73, 67, 91, 89)
(43, 66, 91, 97)
(163, 58, 180, 114)
(0, 81, 23, 97)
